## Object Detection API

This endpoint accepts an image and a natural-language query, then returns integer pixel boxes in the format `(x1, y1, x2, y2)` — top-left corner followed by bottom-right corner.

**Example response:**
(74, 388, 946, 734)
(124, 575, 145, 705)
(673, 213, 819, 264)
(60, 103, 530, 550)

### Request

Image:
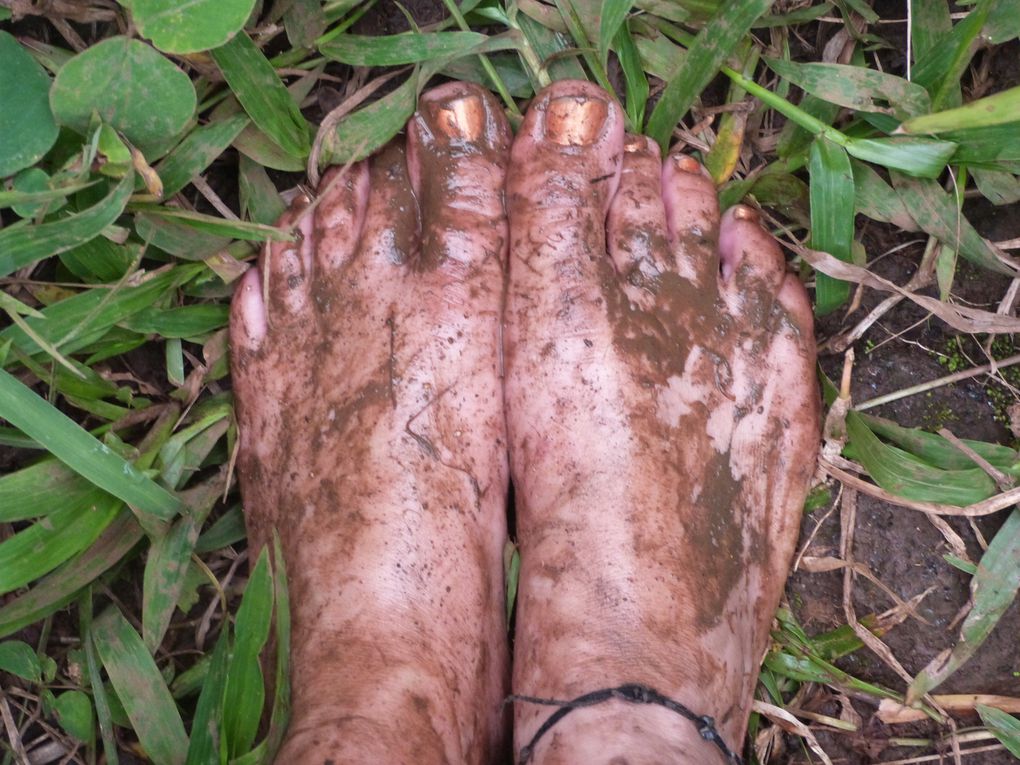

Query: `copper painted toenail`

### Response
(624, 136, 647, 153)
(673, 154, 702, 174)
(545, 96, 608, 145)
(435, 95, 484, 141)
(732, 204, 759, 222)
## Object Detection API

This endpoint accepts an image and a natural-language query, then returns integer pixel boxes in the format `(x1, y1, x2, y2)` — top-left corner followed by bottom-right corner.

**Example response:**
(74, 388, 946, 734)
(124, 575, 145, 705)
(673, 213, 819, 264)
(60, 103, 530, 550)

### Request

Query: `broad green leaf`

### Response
(842, 136, 956, 179)
(156, 113, 250, 198)
(93, 607, 188, 765)
(809, 138, 855, 315)
(0, 640, 42, 682)
(851, 159, 918, 231)
(845, 413, 996, 505)
(646, 0, 770, 150)
(986, 0, 1020, 44)
(863, 414, 1020, 474)
(211, 31, 310, 159)
(0, 31, 58, 177)
(0, 490, 121, 592)
(284, 0, 327, 48)
(0, 172, 133, 278)
(973, 168, 1020, 206)
(125, 0, 258, 54)
(239, 154, 286, 225)
(0, 510, 142, 638)
(11, 168, 62, 219)
(320, 31, 488, 65)
(50, 37, 196, 157)
(901, 84, 1020, 134)
(891, 172, 1016, 275)
(909, 510, 1020, 701)
(222, 546, 274, 757)
(0, 368, 182, 521)
(977, 705, 1020, 758)
(54, 690, 94, 741)
(765, 57, 930, 120)
(910, 0, 952, 63)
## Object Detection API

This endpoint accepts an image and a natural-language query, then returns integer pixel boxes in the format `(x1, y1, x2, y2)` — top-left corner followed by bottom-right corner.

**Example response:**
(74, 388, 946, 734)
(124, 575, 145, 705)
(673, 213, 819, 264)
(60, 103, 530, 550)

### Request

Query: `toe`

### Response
(606, 134, 671, 297)
(406, 81, 511, 277)
(506, 80, 624, 335)
(260, 201, 315, 319)
(662, 152, 721, 289)
(313, 161, 370, 273)
(230, 265, 267, 355)
(718, 204, 786, 323)
(357, 141, 418, 268)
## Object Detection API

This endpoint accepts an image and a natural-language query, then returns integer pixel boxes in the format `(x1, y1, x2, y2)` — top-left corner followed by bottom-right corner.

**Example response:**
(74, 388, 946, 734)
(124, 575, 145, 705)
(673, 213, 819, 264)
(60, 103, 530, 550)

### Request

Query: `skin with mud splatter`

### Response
(231, 80, 819, 764)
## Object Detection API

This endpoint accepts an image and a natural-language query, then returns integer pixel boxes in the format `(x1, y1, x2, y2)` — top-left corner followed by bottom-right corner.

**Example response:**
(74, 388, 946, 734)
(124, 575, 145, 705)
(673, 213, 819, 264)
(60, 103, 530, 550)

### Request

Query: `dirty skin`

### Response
(231, 80, 820, 764)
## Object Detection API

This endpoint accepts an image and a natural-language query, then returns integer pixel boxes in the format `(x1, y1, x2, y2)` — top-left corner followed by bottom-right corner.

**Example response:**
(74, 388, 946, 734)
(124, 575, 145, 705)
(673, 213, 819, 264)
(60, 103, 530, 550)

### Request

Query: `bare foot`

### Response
(505, 81, 820, 763)
(230, 82, 511, 764)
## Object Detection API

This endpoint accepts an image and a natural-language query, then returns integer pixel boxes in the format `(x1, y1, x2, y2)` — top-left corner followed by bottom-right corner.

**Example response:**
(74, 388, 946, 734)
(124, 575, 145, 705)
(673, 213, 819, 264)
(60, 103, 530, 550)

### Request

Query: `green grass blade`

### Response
(977, 704, 1020, 758)
(0, 264, 202, 360)
(890, 172, 1016, 275)
(809, 137, 855, 315)
(0, 458, 93, 522)
(0, 173, 133, 278)
(765, 57, 930, 120)
(598, 0, 633, 70)
(863, 413, 1020, 474)
(262, 533, 292, 760)
(156, 113, 250, 198)
(0, 489, 121, 592)
(184, 625, 231, 765)
(941, 124, 1020, 166)
(910, 0, 952, 63)
(973, 168, 1020, 205)
(239, 154, 286, 225)
(322, 69, 419, 165)
(92, 606, 188, 765)
(851, 158, 919, 231)
(613, 20, 648, 128)
(0, 368, 183, 521)
(908, 509, 1020, 701)
(122, 305, 230, 339)
(900, 84, 1020, 133)
(211, 31, 310, 159)
(842, 136, 956, 178)
(0, 179, 98, 210)
(320, 30, 488, 65)
(142, 472, 226, 651)
(646, 0, 770, 150)
(132, 206, 293, 242)
(845, 413, 997, 505)
(82, 591, 120, 765)
(911, 0, 991, 111)
(0, 509, 142, 638)
(0, 640, 43, 682)
(222, 546, 274, 758)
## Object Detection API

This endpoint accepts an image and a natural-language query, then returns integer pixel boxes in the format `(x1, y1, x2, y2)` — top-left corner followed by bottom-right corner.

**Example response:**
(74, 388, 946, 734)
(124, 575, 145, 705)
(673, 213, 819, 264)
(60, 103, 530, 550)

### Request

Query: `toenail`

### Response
(624, 135, 649, 153)
(545, 95, 608, 146)
(672, 153, 703, 174)
(435, 95, 484, 141)
(732, 204, 759, 222)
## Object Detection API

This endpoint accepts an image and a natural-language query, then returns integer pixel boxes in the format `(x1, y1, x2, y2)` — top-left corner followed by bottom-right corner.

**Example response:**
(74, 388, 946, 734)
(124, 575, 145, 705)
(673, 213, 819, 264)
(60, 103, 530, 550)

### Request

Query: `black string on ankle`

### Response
(507, 683, 744, 765)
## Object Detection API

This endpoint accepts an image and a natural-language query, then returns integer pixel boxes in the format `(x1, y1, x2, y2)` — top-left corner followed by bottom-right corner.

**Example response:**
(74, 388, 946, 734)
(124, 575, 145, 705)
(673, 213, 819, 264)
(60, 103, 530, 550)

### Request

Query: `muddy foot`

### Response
(505, 81, 821, 763)
(230, 82, 511, 764)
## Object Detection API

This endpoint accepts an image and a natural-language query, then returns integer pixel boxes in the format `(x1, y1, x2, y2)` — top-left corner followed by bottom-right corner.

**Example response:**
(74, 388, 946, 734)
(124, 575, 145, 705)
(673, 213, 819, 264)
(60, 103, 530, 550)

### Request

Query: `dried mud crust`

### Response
(781, 201, 1020, 764)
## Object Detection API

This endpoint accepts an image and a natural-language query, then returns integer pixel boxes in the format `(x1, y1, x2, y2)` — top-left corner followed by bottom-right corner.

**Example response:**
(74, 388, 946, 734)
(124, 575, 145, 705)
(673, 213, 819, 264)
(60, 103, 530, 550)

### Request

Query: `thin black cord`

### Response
(508, 683, 744, 765)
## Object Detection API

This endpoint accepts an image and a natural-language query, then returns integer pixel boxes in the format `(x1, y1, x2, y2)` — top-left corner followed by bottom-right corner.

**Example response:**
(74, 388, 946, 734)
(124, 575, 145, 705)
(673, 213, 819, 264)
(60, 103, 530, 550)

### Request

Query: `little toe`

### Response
(606, 134, 671, 298)
(718, 204, 787, 323)
(313, 161, 370, 273)
(661, 152, 721, 289)
(229, 265, 267, 356)
(260, 201, 315, 319)
(406, 81, 511, 277)
(506, 80, 624, 335)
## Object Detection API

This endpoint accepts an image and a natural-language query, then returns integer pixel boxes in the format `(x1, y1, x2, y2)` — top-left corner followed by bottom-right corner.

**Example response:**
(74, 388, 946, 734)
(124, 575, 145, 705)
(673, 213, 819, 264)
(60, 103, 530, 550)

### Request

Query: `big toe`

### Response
(506, 80, 624, 338)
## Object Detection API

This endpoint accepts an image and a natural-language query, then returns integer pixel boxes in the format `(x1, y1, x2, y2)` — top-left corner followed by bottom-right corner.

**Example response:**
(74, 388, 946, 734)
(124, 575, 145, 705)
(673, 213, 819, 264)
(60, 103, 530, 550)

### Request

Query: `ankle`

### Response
(516, 697, 741, 765)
